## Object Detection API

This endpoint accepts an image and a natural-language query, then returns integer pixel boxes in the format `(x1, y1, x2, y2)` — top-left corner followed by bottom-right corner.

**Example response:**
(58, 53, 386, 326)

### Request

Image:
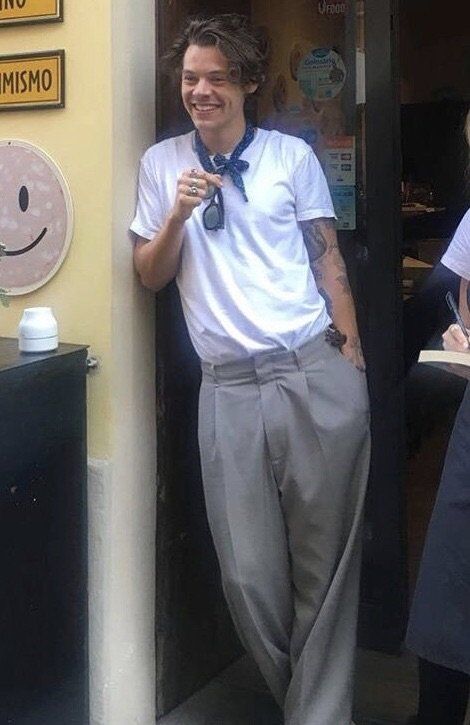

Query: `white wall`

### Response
(88, 1, 157, 723)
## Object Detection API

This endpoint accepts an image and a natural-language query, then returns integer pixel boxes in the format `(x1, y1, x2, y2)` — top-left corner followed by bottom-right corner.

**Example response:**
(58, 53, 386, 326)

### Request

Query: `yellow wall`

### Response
(0, 1, 113, 458)
(0, 4, 157, 721)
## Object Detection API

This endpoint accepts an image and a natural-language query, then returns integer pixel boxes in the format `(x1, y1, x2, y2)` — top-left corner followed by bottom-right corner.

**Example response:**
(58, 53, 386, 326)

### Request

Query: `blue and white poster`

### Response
(297, 48, 346, 101)
(322, 136, 356, 230)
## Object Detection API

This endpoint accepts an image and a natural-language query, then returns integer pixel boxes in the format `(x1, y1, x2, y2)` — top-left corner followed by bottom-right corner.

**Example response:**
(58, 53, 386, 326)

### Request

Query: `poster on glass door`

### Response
(297, 48, 346, 101)
(322, 136, 356, 230)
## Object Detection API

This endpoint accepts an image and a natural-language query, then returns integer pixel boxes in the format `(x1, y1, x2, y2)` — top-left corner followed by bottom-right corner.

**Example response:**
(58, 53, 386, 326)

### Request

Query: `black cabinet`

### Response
(0, 339, 88, 724)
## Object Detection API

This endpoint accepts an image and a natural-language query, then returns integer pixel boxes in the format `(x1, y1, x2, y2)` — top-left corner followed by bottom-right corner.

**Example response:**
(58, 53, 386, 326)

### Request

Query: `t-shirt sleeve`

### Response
(129, 151, 166, 241)
(441, 209, 470, 281)
(293, 148, 336, 221)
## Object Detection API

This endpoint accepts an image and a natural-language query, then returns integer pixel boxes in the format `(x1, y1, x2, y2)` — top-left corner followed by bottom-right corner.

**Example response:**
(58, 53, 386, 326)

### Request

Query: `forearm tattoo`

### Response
(301, 219, 364, 366)
(320, 287, 333, 316)
(300, 219, 352, 304)
(301, 217, 336, 263)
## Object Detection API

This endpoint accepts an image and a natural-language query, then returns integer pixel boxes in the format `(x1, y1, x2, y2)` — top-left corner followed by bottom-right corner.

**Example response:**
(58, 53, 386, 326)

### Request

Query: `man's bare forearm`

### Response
(133, 214, 185, 291)
(301, 217, 365, 369)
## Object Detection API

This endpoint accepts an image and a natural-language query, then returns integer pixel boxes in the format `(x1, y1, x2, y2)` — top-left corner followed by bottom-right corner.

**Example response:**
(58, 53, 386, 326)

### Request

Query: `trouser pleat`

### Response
(198, 338, 370, 724)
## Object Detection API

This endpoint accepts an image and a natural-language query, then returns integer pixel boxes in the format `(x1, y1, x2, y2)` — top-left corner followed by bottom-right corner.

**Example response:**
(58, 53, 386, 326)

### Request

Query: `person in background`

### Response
(131, 14, 370, 724)
(406, 110, 470, 725)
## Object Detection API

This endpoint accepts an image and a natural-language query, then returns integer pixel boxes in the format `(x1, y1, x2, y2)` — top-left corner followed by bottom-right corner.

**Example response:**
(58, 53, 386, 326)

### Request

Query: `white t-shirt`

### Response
(131, 128, 336, 363)
(441, 209, 470, 281)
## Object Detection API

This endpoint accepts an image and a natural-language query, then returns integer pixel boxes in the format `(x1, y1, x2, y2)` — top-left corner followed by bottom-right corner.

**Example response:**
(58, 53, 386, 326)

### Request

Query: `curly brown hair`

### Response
(162, 14, 270, 96)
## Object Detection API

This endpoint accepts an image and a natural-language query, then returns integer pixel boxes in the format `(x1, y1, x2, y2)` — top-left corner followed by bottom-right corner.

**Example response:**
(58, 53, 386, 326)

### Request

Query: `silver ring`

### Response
(189, 185, 198, 197)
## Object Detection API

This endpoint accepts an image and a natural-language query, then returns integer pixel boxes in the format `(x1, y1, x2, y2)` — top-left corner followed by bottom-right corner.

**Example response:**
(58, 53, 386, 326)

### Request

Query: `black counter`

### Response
(0, 338, 89, 724)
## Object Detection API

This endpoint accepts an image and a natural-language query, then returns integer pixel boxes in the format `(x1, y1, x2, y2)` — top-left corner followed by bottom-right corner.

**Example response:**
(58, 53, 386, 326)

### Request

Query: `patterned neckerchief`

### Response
(194, 123, 255, 202)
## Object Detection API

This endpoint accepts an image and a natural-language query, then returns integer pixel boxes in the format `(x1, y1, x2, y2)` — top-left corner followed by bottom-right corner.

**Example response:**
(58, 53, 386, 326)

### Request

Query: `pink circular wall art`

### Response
(0, 140, 73, 295)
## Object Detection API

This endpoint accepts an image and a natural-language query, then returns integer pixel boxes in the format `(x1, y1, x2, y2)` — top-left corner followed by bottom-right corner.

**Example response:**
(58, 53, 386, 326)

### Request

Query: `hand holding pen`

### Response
(444, 291, 470, 352)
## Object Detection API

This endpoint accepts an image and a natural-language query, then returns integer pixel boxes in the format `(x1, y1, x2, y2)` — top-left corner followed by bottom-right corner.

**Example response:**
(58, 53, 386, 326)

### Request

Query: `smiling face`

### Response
(0, 142, 72, 295)
(181, 44, 257, 151)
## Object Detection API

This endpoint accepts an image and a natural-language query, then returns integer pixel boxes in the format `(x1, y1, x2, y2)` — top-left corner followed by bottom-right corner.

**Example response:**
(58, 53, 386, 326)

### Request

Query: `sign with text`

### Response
(0, 0, 62, 27)
(322, 136, 356, 230)
(0, 51, 65, 111)
(317, 1, 347, 16)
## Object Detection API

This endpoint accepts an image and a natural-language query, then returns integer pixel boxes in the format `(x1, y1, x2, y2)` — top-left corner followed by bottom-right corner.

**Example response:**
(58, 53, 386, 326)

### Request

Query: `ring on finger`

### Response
(189, 185, 198, 197)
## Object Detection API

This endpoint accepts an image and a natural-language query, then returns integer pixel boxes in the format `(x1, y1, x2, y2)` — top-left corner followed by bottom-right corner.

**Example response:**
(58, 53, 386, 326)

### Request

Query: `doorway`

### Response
(398, 0, 470, 594)
(154, 0, 406, 719)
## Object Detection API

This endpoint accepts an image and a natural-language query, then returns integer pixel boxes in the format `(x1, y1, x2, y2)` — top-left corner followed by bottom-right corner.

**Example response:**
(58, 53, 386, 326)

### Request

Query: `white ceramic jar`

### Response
(18, 307, 58, 353)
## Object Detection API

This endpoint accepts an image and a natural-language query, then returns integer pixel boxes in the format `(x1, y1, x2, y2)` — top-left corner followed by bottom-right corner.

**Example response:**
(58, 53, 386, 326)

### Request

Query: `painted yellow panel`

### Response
(0, 0, 61, 25)
(0, 51, 63, 109)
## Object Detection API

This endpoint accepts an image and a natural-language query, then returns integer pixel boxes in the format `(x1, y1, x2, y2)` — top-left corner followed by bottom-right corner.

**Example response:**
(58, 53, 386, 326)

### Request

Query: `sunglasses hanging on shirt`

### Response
(203, 185, 225, 231)
(194, 123, 255, 232)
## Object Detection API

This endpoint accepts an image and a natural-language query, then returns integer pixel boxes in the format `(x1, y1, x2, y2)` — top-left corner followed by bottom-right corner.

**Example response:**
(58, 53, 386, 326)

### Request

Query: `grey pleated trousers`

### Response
(198, 333, 371, 725)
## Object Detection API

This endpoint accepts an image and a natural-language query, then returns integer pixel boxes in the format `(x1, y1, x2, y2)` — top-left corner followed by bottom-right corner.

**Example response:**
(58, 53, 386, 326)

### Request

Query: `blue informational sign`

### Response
(330, 186, 356, 230)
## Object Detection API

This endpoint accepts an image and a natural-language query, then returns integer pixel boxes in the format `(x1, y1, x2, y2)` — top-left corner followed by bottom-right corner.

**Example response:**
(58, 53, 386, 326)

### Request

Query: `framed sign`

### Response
(0, 50, 65, 111)
(0, 0, 63, 27)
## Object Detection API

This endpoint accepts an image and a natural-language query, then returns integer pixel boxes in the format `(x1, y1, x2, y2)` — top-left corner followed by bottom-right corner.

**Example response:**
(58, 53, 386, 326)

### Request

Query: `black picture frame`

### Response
(0, 50, 65, 112)
(0, 0, 63, 28)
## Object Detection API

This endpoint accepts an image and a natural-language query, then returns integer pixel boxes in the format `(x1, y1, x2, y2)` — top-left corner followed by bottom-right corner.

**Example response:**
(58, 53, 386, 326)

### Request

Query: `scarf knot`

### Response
(213, 156, 250, 201)
(194, 123, 255, 203)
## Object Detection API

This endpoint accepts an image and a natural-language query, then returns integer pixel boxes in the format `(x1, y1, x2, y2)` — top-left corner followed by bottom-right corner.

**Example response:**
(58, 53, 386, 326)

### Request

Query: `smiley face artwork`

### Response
(0, 140, 73, 295)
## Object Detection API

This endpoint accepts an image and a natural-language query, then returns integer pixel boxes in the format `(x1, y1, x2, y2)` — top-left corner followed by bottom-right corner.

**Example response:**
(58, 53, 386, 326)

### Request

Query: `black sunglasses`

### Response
(203, 186, 225, 231)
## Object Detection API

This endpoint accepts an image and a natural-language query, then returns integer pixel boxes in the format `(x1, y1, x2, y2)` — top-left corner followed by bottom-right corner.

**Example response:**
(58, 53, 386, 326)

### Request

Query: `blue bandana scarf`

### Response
(194, 123, 255, 202)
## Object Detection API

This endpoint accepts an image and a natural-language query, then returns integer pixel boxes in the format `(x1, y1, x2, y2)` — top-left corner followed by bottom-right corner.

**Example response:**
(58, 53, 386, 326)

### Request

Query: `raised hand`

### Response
(171, 168, 222, 224)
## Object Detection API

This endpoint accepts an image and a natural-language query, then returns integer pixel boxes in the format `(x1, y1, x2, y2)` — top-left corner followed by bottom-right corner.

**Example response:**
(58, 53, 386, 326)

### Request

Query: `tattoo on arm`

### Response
(318, 287, 333, 316)
(300, 218, 336, 263)
(301, 219, 364, 367)
(335, 273, 351, 295)
(301, 218, 350, 296)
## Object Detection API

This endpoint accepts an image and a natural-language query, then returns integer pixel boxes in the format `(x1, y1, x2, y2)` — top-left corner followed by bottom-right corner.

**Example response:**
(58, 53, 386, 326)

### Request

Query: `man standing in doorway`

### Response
(131, 14, 370, 725)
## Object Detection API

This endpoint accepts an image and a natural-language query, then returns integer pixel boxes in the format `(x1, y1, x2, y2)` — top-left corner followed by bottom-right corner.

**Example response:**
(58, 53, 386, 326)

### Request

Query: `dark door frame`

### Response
(153, 3, 250, 718)
(357, 0, 408, 652)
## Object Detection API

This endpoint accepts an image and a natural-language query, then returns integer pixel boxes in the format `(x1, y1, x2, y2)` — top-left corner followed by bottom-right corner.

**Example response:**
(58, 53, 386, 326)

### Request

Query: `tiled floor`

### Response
(157, 649, 470, 724)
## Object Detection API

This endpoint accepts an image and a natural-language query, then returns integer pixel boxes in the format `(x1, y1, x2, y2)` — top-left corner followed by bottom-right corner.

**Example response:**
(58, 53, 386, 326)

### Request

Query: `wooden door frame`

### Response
(153, 3, 249, 718)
